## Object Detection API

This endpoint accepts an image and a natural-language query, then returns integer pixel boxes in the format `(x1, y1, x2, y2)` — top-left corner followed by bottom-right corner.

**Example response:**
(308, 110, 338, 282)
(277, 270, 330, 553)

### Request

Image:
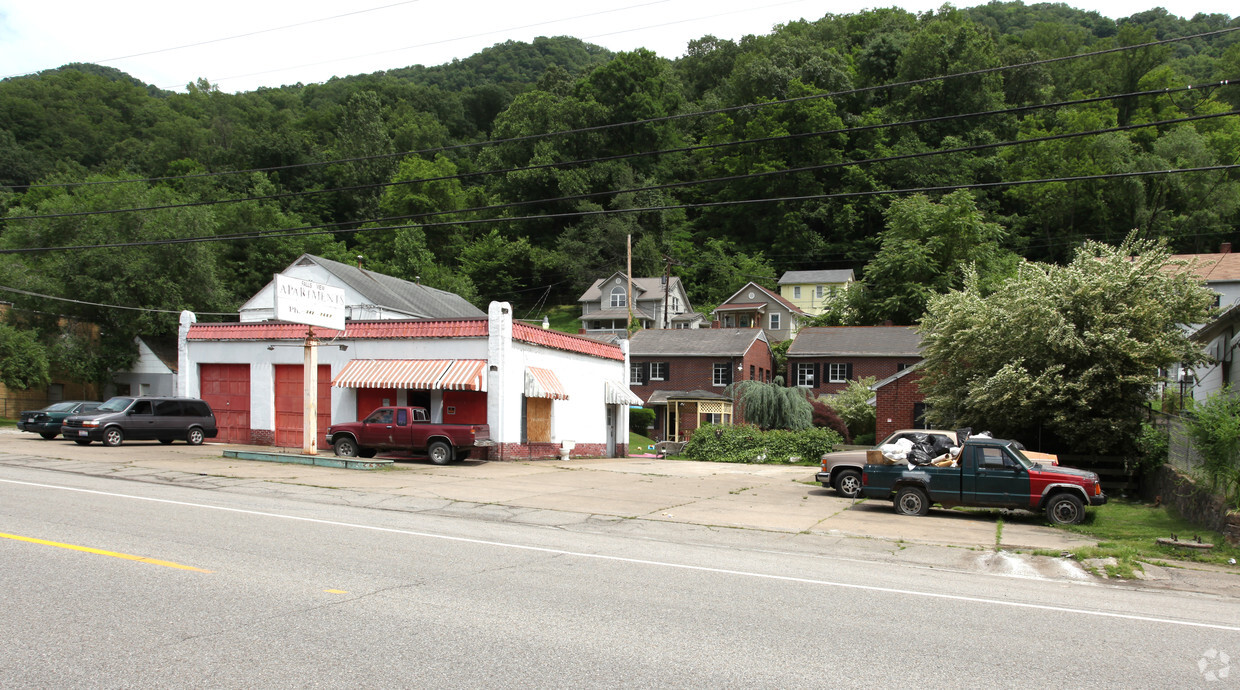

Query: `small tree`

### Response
(0, 323, 50, 391)
(918, 235, 1215, 455)
(822, 377, 877, 441)
(809, 398, 851, 444)
(726, 377, 812, 430)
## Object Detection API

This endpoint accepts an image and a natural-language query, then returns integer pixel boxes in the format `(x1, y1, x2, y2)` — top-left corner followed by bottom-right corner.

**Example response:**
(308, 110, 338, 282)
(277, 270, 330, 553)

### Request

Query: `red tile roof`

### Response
(188, 319, 488, 341)
(188, 318, 624, 361)
(513, 322, 625, 361)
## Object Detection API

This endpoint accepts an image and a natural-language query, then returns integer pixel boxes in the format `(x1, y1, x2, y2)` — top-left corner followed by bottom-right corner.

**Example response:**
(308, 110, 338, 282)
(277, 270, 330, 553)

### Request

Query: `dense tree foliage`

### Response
(917, 236, 1216, 455)
(0, 6, 1237, 379)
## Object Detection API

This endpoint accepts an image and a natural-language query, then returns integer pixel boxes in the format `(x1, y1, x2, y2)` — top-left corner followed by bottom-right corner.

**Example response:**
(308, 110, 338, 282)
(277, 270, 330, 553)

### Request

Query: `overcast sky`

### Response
(0, 1, 1233, 93)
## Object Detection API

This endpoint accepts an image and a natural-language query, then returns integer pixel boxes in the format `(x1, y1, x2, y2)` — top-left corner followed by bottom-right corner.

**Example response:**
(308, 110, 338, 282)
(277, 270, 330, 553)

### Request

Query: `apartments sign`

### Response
(272, 274, 346, 330)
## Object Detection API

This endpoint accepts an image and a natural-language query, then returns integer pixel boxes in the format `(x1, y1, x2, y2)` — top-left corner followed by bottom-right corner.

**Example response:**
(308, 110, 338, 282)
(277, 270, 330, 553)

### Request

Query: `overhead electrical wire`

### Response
(18, 26, 1239, 192)
(3, 164, 1235, 255)
(7, 83, 1235, 223)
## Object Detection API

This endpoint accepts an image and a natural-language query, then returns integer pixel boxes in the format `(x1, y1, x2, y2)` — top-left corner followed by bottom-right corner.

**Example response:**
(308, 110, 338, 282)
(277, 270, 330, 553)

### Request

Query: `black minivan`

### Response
(61, 396, 218, 447)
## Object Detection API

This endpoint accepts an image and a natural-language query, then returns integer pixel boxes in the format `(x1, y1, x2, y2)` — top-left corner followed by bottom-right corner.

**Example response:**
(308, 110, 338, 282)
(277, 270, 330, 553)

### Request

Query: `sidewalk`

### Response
(0, 430, 1094, 551)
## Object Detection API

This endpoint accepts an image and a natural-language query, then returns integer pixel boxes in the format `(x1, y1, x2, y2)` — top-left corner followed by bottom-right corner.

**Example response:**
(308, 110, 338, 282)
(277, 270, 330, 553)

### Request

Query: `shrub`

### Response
(1133, 421, 1168, 476)
(1185, 387, 1240, 507)
(681, 424, 841, 464)
(809, 398, 851, 444)
(629, 407, 656, 435)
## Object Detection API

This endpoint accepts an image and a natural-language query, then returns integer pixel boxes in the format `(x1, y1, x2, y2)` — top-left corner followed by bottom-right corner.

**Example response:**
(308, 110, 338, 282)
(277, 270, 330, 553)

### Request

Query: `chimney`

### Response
(1222, 242, 1232, 254)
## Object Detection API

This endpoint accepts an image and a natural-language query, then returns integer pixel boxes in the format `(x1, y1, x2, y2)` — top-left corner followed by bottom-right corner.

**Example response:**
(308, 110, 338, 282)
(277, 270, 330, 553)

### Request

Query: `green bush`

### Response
(681, 424, 841, 464)
(1133, 421, 1168, 476)
(629, 407, 656, 435)
(1185, 387, 1240, 507)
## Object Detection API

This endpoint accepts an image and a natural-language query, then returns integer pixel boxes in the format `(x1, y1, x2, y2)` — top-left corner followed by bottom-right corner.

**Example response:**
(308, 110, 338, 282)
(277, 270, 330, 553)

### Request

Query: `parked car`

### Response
(17, 401, 101, 439)
(818, 429, 1058, 498)
(61, 396, 218, 447)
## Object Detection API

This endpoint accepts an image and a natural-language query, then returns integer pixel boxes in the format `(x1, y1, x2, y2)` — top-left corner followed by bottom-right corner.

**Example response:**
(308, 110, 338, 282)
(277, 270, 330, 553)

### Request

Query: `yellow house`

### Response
(777, 270, 855, 316)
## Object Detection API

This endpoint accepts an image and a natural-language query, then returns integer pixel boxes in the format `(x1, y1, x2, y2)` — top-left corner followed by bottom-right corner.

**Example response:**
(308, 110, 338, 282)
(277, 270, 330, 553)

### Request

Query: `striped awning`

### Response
(439, 359, 487, 391)
(525, 366, 568, 400)
(605, 380, 643, 405)
(332, 359, 486, 391)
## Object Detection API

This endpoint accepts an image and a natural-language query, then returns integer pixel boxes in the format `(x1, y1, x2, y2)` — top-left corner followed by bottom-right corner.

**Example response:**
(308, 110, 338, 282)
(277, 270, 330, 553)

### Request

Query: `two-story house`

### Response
(778, 269, 855, 316)
(628, 328, 774, 442)
(578, 272, 695, 338)
(785, 326, 923, 396)
(711, 281, 807, 342)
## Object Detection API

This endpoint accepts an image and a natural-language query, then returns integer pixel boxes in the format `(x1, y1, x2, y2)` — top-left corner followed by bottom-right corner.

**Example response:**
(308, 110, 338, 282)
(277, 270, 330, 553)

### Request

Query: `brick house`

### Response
(628, 328, 774, 442)
(872, 365, 929, 440)
(785, 326, 923, 396)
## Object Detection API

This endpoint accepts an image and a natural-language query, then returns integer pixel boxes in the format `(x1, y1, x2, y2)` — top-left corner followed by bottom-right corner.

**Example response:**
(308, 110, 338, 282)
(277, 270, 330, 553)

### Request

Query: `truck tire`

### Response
(894, 486, 930, 516)
(333, 437, 359, 457)
(428, 440, 453, 465)
(1046, 493, 1085, 525)
(40, 432, 58, 440)
(358, 448, 377, 459)
(833, 469, 862, 499)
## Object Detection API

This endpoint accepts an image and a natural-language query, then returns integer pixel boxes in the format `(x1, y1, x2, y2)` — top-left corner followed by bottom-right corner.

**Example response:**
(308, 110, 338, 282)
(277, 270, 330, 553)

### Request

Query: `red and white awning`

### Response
(332, 359, 486, 391)
(525, 366, 568, 400)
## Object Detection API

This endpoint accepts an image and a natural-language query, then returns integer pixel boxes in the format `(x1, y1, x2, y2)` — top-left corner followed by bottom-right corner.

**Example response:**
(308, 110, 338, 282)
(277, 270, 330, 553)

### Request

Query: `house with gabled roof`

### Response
(239, 254, 484, 322)
(778, 269, 855, 316)
(785, 326, 923, 396)
(711, 281, 807, 342)
(577, 272, 695, 338)
(627, 328, 774, 442)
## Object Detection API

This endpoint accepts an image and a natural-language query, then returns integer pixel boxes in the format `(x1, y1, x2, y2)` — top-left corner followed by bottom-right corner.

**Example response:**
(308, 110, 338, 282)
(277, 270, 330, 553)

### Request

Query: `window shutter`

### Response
(643, 362, 652, 385)
(845, 363, 853, 380)
(663, 362, 671, 381)
(813, 363, 821, 386)
(725, 363, 733, 385)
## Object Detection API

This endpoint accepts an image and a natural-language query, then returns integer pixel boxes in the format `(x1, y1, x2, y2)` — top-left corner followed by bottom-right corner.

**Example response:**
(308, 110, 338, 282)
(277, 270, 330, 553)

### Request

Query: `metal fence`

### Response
(1162, 411, 1204, 476)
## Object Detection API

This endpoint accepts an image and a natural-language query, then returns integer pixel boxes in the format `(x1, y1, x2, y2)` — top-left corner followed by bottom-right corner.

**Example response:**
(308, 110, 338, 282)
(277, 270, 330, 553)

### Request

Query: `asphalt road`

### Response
(2, 461, 1238, 688)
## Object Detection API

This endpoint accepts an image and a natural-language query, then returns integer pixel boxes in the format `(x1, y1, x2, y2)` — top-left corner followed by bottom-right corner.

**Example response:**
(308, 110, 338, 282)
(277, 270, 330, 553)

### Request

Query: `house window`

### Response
(702, 413, 732, 425)
(769, 313, 780, 330)
(713, 363, 729, 386)
(796, 363, 815, 387)
(723, 315, 735, 327)
(793, 286, 801, 298)
(829, 363, 851, 383)
(650, 362, 667, 380)
(610, 286, 627, 308)
(816, 285, 825, 298)
(630, 362, 644, 385)
(750, 365, 755, 380)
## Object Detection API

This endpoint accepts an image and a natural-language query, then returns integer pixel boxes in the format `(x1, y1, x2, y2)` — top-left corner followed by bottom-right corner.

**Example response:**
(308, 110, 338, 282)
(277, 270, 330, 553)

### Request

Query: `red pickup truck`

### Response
(325, 406, 490, 464)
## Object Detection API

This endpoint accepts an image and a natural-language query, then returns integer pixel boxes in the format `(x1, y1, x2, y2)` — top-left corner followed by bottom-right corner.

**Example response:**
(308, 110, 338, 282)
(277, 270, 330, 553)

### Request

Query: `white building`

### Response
(177, 256, 640, 459)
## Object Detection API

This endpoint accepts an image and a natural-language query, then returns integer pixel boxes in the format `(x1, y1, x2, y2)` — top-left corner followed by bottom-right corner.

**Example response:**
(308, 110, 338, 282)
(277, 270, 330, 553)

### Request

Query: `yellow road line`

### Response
(0, 532, 212, 572)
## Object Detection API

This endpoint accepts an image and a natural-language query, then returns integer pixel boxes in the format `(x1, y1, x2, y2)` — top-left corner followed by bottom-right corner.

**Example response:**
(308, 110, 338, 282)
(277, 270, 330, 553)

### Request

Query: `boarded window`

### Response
(525, 397, 552, 443)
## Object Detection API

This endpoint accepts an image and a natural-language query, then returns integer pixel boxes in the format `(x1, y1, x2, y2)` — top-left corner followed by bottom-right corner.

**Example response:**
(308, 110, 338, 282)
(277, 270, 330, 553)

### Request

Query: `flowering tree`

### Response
(918, 235, 1214, 455)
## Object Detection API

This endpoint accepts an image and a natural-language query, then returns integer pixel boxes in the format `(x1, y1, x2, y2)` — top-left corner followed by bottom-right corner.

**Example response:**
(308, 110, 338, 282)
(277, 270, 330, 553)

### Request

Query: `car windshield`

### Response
(1007, 445, 1036, 470)
(45, 402, 78, 412)
(97, 397, 134, 412)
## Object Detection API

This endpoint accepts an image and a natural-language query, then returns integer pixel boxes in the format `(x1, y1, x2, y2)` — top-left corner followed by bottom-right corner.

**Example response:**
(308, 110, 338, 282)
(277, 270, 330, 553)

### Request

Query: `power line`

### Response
(4, 164, 1235, 255)
(18, 27, 1238, 192)
(7, 85, 1234, 223)
(0, 285, 234, 316)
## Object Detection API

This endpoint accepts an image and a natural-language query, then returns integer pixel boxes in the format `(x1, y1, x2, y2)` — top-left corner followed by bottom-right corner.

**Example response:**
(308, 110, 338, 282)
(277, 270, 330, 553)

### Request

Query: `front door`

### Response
(605, 405, 617, 457)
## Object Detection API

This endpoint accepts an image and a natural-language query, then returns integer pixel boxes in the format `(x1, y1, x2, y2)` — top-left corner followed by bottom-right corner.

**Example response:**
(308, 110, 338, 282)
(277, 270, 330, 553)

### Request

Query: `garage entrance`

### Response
(199, 363, 251, 444)
(274, 364, 332, 449)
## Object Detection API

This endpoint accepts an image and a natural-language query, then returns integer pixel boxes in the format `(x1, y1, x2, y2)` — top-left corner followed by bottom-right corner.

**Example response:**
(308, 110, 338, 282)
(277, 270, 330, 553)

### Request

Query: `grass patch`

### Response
(629, 431, 656, 454)
(531, 304, 583, 334)
(1034, 498, 1240, 576)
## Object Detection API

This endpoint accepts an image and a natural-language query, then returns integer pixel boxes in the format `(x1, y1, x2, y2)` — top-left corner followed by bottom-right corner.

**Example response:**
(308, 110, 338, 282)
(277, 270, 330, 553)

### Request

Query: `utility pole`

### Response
(662, 254, 672, 329)
(626, 234, 634, 333)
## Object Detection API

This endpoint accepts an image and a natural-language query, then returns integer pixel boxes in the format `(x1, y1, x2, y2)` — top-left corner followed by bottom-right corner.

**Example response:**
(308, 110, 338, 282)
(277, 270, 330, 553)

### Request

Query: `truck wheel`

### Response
(40, 432, 58, 440)
(186, 427, 204, 446)
(1046, 493, 1085, 525)
(894, 486, 930, 516)
(833, 469, 862, 499)
(103, 427, 124, 447)
(428, 441, 453, 465)
(333, 437, 359, 457)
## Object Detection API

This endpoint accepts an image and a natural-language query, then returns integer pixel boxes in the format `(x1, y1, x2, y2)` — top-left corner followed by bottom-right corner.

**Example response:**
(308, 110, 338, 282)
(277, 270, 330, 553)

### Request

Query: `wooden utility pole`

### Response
(662, 254, 672, 329)
(303, 327, 319, 455)
(626, 234, 634, 332)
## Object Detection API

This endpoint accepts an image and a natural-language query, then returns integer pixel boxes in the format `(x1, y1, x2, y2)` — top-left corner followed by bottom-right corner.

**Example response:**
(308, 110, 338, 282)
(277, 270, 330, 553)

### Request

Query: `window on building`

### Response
(723, 315, 735, 327)
(816, 285, 825, 298)
(796, 363, 815, 387)
(630, 362, 644, 385)
(650, 362, 667, 380)
(749, 365, 755, 380)
(702, 413, 732, 425)
(610, 286, 627, 308)
(769, 313, 780, 330)
(713, 363, 730, 386)
(793, 286, 801, 298)
(897, 362, 908, 371)
(829, 363, 852, 383)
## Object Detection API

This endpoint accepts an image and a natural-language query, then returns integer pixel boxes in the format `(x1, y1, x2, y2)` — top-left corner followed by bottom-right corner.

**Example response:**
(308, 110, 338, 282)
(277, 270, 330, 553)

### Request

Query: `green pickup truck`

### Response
(859, 436, 1106, 525)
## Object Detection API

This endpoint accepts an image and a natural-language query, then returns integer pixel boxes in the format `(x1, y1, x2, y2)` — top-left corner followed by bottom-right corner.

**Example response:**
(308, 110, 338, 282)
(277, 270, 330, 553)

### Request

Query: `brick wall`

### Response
(787, 356, 921, 396)
(489, 442, 615, 461)
(249, 429, 275, 446)
(874, 370, 926, 440)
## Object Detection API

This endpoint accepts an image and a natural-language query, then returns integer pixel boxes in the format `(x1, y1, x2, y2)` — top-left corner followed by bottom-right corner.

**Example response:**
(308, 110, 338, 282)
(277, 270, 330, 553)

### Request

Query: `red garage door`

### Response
(199, 363, 251, 444)
(274, 364, 332, 449)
